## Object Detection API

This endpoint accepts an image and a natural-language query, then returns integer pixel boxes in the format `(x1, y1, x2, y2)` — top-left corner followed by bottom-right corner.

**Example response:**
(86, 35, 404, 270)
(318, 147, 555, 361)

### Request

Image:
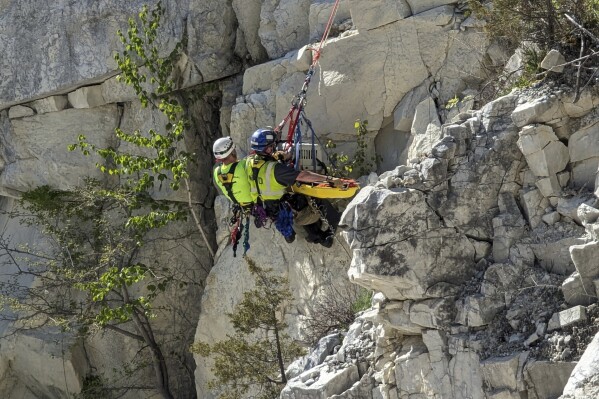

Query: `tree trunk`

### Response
(544, 0, 556, 45)
(272, 311, 287, 384)
(122, 284, 174, 399)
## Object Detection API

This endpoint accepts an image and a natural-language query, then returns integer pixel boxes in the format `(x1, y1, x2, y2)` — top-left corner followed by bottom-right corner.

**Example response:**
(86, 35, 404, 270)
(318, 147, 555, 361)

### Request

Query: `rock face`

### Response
(193, 196, 353, 399)
(284, 85, 599, 399)
(2, 1, 599, 399)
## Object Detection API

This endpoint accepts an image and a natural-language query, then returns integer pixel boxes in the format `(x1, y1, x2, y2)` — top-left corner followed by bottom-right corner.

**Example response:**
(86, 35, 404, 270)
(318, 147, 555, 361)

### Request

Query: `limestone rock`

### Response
(348, 0, 411, 31)
(517, 124, 569, 177)
(540, 49, 566, 73)
(8, 105, 34, 119)
(281, 364, 360, 399)
(562, 272, 596, 306)
(394, 336, 432, 397)
(342, 186, 476, 300)
(393, 80, 431, 131)
(258, 0, 311, 59)
(406, 0, 457, 15)
(68, 85, 106, 108)
(409, 298, 454, 328)
(481, 352, 528, 393)
(309, 0, 351, 41)
(230, 91, 276, 154)
(547, 306, 587, 331)
(561, 331, 599, 399)
(493, 192, 527, 262)
(242, 47, 312, 95)
(525, 360, 576, 399)
(536, 175, 561, 198)
(0, 331, 88, 398)
(570, 240, 599, 298)
(409, 96, 442, 159)
(187, 0, 241, 81)
(557, 194, 597, 225)
(194, 221, 352, 398)
(456, 295, 505, 327)
(100, 76, 138, 104)
(30, 96, 68, 114)
(569, 120, 599, 187)
(232, 0, 268, 63)
(531, 236, 584, 276)
(439, 100, 524, 239)
(0, 0, 186, 109)
(562, 90, 599, 118)
(305, 334, 342, 371)
(520, 188, 548, 229)
(361, 304, 423, 335)
(0, 105, 119, 195)
(511, 95, 566, 128)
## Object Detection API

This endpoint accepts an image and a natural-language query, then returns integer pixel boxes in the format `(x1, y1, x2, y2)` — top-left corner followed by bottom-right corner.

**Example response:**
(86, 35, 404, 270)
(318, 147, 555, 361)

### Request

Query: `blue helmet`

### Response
(250, 128, 276, 152)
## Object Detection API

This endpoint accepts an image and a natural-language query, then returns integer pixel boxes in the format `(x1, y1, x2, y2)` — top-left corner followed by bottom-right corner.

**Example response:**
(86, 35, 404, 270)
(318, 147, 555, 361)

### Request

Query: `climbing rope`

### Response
(274, 0, 342, 151)
(230, 206, 252, 257)
(230, 215, 242, 258)
(275, 203, 295, 239)
(252, 204, 270, 228)
(242, 216, 250, 256)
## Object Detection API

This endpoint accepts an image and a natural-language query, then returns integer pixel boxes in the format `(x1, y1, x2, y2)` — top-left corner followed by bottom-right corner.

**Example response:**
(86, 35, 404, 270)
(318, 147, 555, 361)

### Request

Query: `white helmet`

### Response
(213, 136, 236, 159)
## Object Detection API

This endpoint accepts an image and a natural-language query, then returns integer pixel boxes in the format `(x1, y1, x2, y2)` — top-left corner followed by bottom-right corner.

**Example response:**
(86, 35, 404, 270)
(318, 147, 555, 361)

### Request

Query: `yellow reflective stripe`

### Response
(262, 162, 286, 197)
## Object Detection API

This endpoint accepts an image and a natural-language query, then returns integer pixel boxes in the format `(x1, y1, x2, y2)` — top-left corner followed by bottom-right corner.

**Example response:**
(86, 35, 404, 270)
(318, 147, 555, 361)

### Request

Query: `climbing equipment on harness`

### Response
(274, 0, 342, 151)
(229, 205, 251, 257)
(275, 203, 295, 241)
(261, 0, 360, 201)
(252, 204, 270, 228)
(216, 162, 239, 204)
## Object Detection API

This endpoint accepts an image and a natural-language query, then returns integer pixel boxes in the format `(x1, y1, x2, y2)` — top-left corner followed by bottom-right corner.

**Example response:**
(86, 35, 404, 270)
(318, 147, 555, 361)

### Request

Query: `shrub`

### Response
(304, 284, 372, 345)
(469, 0, 599, 55)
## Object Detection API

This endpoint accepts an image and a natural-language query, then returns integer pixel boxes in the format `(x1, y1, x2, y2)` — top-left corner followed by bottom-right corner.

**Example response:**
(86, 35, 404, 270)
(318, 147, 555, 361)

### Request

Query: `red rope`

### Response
(312, 0, 341, 66)
(274, 0, 341, 144)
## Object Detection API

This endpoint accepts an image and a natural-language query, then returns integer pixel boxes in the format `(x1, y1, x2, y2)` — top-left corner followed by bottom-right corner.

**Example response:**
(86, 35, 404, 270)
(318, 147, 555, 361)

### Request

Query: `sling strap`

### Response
(217, 162, 239, 205)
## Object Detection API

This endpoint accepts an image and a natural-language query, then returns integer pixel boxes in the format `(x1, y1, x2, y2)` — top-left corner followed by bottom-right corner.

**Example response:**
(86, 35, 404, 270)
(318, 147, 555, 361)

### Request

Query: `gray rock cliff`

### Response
(0, 1, 599, 398)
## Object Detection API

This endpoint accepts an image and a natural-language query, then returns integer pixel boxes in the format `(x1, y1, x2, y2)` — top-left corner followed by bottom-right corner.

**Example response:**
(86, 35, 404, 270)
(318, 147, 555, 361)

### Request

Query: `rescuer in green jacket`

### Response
(212, 136, 253, 210)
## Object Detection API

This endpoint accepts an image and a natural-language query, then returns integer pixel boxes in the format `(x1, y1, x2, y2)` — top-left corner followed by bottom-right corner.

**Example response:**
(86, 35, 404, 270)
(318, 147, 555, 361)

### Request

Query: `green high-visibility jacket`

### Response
(246, 155, 287, 202)
(213, 160, 254, 207)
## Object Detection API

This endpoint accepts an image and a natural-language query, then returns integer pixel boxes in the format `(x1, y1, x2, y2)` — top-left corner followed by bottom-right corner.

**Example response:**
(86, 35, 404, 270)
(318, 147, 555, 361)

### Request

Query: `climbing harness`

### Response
(216, 163, 239, 204)
(229, 205, 251, 257)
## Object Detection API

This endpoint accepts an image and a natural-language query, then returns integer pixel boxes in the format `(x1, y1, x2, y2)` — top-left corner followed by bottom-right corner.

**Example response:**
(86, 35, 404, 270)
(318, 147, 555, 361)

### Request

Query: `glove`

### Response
(272, 151, 287, 161)
(273, 151, 291, 161)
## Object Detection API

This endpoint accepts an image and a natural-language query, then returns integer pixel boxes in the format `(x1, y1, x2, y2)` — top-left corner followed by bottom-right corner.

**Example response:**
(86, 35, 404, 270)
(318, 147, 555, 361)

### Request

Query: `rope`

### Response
(274, 0, 342, 146)
(230, 216, 242, 258)
(252, 204, 270, 228)
(294, 119, 302, 171)
(275, 203, 295, 239)
(312, 0, 342, 65)
(243, 216, 250, 256)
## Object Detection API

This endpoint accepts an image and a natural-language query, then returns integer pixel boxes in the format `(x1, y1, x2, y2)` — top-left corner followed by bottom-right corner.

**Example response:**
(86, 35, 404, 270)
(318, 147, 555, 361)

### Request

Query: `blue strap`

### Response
(294, 121, 302, 171)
